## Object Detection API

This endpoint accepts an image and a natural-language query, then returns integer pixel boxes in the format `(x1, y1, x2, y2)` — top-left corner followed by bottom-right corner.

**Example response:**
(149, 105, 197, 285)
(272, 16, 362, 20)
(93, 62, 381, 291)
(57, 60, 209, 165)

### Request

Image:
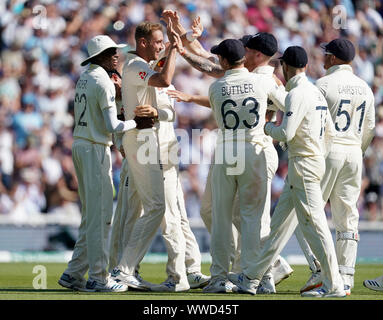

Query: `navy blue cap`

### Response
(320, 38, 355, 62)
(239, 34, 252, 46)
(279, 46, 308, 68)
(245, 32, 278, 56)
(211, 39, 246, 64)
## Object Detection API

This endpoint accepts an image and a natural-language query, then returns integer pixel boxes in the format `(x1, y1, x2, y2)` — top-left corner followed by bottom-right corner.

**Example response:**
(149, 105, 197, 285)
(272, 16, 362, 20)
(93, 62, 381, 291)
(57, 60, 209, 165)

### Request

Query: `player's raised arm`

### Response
(162, 10, 211, 59)
(181, 50, 224, 78)
(161, 10, 224, 78)
(167, 89, 210, 108)
(147, 19, 179, 88)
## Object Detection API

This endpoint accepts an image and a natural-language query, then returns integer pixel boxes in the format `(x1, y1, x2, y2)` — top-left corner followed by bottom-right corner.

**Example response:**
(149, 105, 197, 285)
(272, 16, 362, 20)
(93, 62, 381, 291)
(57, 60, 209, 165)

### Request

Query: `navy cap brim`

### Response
(319, 42, 329, 50)
(210, 45, 219, 54)
(239, 35, 252, 46)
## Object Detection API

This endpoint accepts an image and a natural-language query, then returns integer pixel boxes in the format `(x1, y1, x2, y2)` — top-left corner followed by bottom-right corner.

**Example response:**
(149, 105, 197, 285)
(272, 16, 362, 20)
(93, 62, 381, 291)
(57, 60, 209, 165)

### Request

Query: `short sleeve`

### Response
(125, 60, 157, 86)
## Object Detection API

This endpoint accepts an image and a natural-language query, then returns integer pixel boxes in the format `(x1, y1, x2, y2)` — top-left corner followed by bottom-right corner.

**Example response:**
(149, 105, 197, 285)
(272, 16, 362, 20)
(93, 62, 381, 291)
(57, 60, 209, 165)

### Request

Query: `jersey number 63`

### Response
(221, 97, 259, 130)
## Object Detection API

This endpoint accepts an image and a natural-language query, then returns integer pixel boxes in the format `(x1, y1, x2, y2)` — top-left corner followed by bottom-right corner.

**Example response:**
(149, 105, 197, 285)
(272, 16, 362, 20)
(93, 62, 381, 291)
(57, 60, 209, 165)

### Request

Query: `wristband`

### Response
(186, 31, 197, 42)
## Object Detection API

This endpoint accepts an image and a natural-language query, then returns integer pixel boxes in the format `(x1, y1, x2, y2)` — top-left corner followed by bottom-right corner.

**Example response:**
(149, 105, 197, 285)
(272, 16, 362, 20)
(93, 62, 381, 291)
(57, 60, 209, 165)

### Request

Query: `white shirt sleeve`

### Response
(126, 60, 157, 86)
(264, 90, 306, 142)
(158, 108, 175, 121)
(361, 93, 376, 153)
(102, 107, 136, 133)
(267, 80, 287, 112)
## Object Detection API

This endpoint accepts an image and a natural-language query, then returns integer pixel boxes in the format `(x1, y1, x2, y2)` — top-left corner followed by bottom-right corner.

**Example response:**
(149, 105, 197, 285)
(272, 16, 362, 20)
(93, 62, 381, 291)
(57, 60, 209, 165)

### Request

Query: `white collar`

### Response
(326, 64, 353, 76)
(285, 72, 307, 91)
(253, 65, 275, 75)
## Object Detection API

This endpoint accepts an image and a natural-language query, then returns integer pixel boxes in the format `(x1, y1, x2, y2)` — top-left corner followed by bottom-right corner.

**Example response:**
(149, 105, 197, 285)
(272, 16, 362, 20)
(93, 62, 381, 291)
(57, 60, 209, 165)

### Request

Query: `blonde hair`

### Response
(135, 22, 163, 42)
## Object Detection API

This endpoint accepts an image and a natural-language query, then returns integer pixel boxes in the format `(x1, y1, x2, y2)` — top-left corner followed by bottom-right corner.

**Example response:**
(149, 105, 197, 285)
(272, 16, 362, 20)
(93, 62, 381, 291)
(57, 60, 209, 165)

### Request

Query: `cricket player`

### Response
(148, 54, 210, 292)
(315, 39, 376, 294)
(58, 35, 138, 292)
(164, 21, 297, 290)
(111, 20, 187, 290)
(109, 49, 209, 291)
(190, 38, 288, 293)
(107, 70, 146, 283)
(229, 46, 346, 298)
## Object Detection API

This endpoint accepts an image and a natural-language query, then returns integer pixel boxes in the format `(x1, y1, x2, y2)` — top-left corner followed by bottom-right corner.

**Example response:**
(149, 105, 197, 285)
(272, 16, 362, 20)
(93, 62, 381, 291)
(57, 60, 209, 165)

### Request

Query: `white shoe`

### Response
(202, 277, 238, 293)
(111, 268, 150, 291)
(228, 272, 259, 295)
(301, 286, 346, 298)
(58, 273, 86, 290)
(341, 274, 353, 296)
(271, 257, 294, 285)
(187, 272, 210, 289)
(300, 271, 322, 293)
(257, 274, 276, 294)
(150, 277, 190, 292)
(363, 275, 383, 292)
(78, 278, 128, 292)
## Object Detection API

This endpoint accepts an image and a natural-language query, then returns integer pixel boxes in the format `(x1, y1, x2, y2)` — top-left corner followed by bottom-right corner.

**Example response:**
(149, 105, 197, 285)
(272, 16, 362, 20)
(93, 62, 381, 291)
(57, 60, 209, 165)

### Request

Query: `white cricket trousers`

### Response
(175, 174, 203, 274)
(200, 141, 289, 273)
(210, 142, 268, 279)
(161, 166, 188, 286)
(109, 161, 202, 280)
(117, 130, 165, 275)
(321, 144, 362, 281)
(108, 159, 142, 272)
(65, 138, 114, 284)
(246, 156, 344, 293)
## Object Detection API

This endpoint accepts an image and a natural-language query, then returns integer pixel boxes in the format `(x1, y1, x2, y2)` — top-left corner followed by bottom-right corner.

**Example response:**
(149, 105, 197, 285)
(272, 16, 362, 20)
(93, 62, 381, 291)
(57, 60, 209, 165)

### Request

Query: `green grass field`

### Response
(0, 262, 383, 300)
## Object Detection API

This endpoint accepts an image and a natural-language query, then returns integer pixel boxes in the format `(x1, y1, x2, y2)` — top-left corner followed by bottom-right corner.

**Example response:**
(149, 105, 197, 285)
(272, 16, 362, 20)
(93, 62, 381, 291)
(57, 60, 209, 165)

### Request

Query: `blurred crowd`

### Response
(1, 0, 383, 225)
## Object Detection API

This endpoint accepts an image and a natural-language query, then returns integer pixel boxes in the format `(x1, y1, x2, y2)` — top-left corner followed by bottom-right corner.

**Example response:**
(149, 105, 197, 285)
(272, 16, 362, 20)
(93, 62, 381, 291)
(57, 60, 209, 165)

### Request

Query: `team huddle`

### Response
(57, 10, 380, 297)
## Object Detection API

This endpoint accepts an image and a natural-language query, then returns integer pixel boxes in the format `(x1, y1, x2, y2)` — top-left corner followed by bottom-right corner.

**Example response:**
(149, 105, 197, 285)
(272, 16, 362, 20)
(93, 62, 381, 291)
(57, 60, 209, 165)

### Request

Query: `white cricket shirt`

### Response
(73, 64, 116, 146)
(253, 65, 287, 112)
(265, 72, 334, 158)
(208, 67, 282, 146)
(121, 52, 157, 122)
(315, 64, 375, 152)
(156, 84, 178, 164)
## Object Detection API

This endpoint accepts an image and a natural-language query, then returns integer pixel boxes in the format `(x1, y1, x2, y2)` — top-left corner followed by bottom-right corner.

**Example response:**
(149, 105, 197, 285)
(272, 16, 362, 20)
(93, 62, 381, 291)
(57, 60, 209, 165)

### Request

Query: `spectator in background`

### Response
(0, 0, 382, 226)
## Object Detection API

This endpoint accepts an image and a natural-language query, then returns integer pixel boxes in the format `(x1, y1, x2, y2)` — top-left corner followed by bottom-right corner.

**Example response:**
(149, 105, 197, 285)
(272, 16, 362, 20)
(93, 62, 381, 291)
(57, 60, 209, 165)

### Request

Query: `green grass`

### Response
(0, 263, 382, 300)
